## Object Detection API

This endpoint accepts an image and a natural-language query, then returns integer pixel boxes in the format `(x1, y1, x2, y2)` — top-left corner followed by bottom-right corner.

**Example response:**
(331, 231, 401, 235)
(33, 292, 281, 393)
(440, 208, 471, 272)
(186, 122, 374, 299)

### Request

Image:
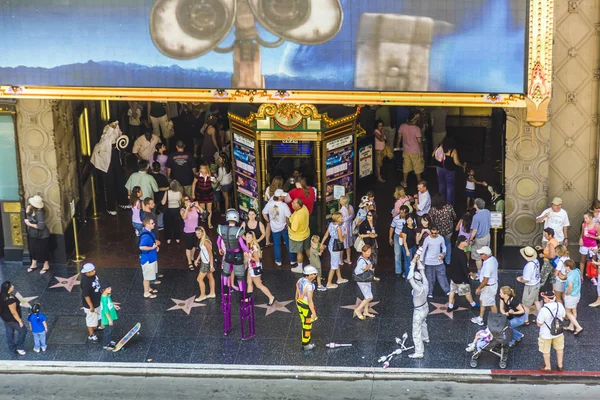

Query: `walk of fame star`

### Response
(340, 298, 380, 315)
(15, 292, 38, 308)
(256, 300, 293, 316)
(49, 274, 81, 292)
(167, 296, 206, 315)
(428, 302, 467, 319)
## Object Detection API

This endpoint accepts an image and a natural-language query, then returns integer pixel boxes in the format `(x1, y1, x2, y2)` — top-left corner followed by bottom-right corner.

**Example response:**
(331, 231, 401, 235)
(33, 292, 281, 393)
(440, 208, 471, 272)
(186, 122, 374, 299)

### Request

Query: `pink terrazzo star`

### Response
(15, 292, 38, 308)
(49, 274, 81, 292)
(167, 296, 206, 315)
(340, 298, 380, 315)
(428, 302, 467, 320)
(256, 300, 293, 316)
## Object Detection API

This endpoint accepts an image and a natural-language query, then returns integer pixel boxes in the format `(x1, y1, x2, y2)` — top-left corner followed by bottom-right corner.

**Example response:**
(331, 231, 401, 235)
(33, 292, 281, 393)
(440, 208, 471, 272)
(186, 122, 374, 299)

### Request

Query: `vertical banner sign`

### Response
(233, 133, 259, 221)
(325, 135, 354, 219)
(358, 143, 373, 179)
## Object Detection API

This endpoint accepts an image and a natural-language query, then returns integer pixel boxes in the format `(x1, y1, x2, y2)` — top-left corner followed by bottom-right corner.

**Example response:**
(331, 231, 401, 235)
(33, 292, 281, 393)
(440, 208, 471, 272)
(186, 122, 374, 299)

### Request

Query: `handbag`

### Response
(332, 239, 345, 252)
(382, 144, 394, 159)
(353, 257, 374, 282)
(164, 120, 175, 139)
(353, 235, 366, 252)
(586, 261, 598, 278)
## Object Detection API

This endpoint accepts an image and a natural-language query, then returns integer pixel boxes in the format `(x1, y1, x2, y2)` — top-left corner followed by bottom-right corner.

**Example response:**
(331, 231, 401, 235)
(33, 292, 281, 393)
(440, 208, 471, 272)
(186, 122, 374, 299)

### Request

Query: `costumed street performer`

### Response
(295, 265, 318, 351)
(90, 118, 129, 215)
(217, 209, 254, 339)
(407, 252, 430, 359)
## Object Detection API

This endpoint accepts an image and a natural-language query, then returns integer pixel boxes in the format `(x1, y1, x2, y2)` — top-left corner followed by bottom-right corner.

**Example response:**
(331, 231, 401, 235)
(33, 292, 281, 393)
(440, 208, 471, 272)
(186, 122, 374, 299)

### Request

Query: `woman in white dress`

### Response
(339, 195, 355, 265)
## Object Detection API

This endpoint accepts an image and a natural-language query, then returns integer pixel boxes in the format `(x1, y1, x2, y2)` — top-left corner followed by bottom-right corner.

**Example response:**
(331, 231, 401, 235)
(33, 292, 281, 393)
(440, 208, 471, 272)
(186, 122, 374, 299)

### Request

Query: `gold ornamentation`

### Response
(3, 202, 21, 213)
(9, 214, 22, 246)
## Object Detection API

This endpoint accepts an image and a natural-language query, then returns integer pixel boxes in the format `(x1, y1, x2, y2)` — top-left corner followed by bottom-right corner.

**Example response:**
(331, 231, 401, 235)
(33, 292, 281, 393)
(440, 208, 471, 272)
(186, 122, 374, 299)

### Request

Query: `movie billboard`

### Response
(0, 0, 526, 93)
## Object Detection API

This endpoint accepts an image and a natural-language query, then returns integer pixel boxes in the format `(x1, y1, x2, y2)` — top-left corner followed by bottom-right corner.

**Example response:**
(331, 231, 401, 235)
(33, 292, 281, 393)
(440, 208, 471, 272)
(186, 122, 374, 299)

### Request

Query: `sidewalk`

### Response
(0, 263, 598, 374)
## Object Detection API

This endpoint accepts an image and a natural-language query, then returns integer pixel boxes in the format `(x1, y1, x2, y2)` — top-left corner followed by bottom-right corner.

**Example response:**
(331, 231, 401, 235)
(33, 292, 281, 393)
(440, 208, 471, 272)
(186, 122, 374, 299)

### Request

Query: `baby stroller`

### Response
(470, 312, 512, 369)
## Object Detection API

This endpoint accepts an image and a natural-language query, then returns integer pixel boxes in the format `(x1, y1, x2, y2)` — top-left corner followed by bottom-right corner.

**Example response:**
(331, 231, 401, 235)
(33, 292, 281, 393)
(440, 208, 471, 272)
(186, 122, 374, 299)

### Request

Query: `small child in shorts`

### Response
(465, 167, 484, 208)
(27, 303, 48, 353)
(310, 235, 326, 291)
(465, 327, 492, 352)
(100, 282, 120, 351)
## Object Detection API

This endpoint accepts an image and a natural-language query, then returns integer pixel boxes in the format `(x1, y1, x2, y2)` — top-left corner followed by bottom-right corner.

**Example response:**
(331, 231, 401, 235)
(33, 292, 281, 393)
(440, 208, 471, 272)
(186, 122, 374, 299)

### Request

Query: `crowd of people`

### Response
(0, 104, 595, 373)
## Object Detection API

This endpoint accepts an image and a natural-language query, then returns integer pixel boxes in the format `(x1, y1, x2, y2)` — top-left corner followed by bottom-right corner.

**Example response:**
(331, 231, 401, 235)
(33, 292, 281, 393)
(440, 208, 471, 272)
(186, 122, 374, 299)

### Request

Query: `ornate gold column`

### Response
(260, 140, 267, 193)
(526, 0, 554, 127)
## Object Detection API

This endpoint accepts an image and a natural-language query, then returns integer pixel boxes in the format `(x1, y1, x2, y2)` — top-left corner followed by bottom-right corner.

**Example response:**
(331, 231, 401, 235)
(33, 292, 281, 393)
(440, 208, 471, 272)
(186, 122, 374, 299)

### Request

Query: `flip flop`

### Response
(143, 293, 157, 299)
(149, 289, 159, 294)
(574, 328, 584, 336)
(27, 267, 37, 273)
(157, 274, 164, 279)
(188, 264, 195, 271)
(153, 280, 162, 285)
(40, 268, 50, 275)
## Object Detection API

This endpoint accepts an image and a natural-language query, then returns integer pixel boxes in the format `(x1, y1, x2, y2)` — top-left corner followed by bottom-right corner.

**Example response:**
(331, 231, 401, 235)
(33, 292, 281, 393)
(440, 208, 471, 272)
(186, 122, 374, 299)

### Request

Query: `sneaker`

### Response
(592, 278, 598, 286)
(408, 353, 423, 359)
(302, 343, 316, 351)
(41, 347, 47, 352)
(96, 325, 105, 331)
(317, 286, 328, 292)
(471, 316, 484, 326)
(423, 339, 430, 343)
(110, 341, 116, 346)
(337, 279, 349, 284)
(107, 210, 117, 216)
(290, 266, 304, 274)
(447, 306, 454, 312)
(33, 348, 40, 353)
(427, 295, 433, 299)
(88, 334, 99, 343)
(446, 292, 450, 296)
(465, 344, 476, 352)
(16, 349, 26, 356)
(275, 261, 282, 267)
(103, 344, 115, 351)
(291, 261, 298, 266)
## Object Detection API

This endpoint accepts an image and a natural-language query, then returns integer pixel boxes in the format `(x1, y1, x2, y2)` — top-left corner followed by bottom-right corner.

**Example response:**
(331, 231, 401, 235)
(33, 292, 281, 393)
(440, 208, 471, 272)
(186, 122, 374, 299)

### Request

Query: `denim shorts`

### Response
(221, 183, 233, 193)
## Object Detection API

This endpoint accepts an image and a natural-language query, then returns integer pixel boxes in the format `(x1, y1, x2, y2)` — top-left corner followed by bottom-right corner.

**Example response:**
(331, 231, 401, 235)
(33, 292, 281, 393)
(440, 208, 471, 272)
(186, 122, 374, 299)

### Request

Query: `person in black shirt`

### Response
(401, 215, 417, 278)
(358, 211, 380, 281)
(499, 286, 526, 346)
(0, 281, 27, 355)
(150, 161, 169, 229)
(80, 263, 102, 344)
(167, 140, 197, 196)
(447, 237, 478, 311)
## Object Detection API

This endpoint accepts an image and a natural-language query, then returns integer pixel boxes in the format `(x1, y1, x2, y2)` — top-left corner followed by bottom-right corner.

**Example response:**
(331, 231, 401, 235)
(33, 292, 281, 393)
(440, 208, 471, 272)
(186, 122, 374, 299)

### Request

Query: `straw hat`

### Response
(28, 195, 44, 209)
(520, 246, 537, 262)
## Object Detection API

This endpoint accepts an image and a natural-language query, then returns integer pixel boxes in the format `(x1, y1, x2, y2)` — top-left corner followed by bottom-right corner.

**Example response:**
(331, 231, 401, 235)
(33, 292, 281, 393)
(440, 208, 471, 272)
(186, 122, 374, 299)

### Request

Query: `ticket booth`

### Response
(228, 103, 364, 231)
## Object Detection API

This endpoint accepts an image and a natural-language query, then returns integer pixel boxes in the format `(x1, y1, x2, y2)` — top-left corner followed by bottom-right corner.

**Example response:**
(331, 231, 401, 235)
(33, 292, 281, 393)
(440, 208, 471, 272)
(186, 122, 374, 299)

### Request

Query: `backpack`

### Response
(137, 231, 155, 255)
(543, 304, 564, 336)
(434, 145, 446, 163)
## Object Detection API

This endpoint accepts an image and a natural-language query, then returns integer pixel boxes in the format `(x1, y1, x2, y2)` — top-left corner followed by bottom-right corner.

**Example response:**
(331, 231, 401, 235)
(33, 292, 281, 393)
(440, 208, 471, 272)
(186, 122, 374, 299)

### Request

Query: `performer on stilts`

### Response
(407, 253, 430, 359)
(217, 209, 255, 339)
(90, 118, 129, 215)
(295, 266, 318, 351)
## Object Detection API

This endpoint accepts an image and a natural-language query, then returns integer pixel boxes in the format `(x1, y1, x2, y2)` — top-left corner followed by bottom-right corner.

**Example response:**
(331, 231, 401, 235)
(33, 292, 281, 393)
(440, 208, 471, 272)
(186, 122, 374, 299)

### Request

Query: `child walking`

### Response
(309, 235, 327, 291)
(27, 303, 48, 353)
(100, 282, 120, 351)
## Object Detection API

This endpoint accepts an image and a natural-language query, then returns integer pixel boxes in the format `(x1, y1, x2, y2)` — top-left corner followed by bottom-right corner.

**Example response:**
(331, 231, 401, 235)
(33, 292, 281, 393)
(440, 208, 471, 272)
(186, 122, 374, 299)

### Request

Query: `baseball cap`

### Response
(551, 197, 563, 205)
(476, 246, 493, 256)
(81, 263, 95, 274)
(541, 289, 555, 299)
(100, 281, 111, 291)
(274, 189, 287, 197)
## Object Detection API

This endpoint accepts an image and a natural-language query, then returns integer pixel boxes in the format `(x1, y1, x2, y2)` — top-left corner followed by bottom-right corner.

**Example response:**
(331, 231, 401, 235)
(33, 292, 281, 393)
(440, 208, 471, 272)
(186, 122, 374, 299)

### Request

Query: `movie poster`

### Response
(233, 133, 258, 220)
(358, 143, 373, 179)
(326, 146, 354, 181)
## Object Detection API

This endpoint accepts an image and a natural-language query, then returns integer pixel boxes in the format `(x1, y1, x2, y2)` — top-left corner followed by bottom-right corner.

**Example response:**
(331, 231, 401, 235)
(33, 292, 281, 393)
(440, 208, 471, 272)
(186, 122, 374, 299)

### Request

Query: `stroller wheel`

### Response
(470, 359, 478, 368)
(499, 361, 507, 369)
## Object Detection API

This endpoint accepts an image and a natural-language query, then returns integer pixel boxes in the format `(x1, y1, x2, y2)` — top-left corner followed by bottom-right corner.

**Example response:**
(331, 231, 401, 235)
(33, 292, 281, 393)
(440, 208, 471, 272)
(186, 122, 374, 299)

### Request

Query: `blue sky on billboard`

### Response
(0, 0, 526, 92)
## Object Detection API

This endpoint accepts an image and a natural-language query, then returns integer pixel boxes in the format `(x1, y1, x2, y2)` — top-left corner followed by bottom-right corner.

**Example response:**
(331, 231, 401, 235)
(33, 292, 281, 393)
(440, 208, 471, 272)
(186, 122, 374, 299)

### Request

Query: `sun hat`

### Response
(28, 195, 44, 209)
(520, 246, 537, 262)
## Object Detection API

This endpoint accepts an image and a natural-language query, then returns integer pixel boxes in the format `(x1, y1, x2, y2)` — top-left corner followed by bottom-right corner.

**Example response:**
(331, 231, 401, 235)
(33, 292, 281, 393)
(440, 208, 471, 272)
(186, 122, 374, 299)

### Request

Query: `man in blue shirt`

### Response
(469, 198, 492, 274)
(139, 217, 159, 299)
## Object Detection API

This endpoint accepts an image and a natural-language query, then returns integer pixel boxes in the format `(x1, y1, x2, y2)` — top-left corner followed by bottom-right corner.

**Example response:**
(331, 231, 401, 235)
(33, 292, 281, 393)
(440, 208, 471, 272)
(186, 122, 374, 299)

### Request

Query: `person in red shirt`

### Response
(286, 178, 315, 214)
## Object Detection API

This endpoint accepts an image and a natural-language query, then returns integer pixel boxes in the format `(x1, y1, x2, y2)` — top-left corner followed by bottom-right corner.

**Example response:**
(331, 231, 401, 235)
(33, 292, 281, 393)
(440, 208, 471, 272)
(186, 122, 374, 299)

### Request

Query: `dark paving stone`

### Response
(116, 314, 162, 338)
(332, 316, 380, 341)
(418, 343, 468, 369)
(253, 314, 292, 339)
(53, 344, 104, 362)
(39, 293, 83, 315)
(190, 337, 240, 364)
(234, 338, 285, 365)
(200, 315, 241, 338)
(290, 316, 337, 342)
(374, 339, 424, 368)
(145, 337, 196, 363)
(155, 315, 204, 338)
(280, 336, 329, 367)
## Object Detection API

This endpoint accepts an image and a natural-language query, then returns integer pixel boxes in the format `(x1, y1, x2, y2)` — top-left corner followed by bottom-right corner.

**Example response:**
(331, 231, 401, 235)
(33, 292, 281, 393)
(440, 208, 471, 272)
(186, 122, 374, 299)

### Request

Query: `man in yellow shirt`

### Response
(289, 199, 310, 274)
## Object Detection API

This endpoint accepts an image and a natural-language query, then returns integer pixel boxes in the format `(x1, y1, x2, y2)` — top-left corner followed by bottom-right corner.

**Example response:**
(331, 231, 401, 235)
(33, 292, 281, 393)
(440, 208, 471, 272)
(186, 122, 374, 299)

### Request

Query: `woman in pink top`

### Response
(373, 120, 387, 183)
(181, 195, 205, 271)
(392, 186, 413, 217)
(579, 211, 600, 279)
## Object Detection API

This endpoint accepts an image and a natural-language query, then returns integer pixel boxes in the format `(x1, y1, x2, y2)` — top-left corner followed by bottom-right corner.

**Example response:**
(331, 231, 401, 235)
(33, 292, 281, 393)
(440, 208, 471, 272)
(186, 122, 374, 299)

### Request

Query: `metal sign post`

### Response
(70, 200, 85, 263)
(490, 211, 504, 261)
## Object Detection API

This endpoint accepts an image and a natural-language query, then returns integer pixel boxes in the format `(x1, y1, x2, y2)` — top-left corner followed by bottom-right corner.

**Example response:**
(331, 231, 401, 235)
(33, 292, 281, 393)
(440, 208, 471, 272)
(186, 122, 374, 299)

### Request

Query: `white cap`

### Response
(274, 189, 287, 197)
(303, 265, 318, 275)
(81, 263, 95, 273)
(476, 246, 493, 256)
